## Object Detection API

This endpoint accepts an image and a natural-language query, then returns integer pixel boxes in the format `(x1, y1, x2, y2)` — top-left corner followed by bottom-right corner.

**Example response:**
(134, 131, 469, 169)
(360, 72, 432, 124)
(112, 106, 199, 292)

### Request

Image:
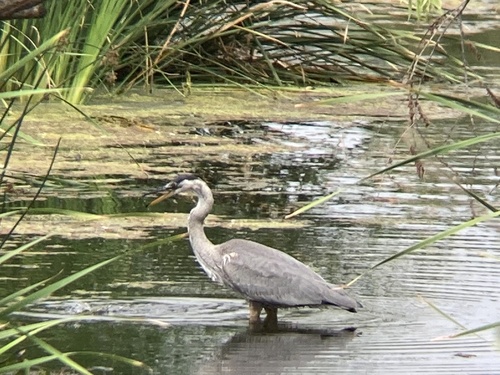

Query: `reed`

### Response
(1, 0, 475, 104)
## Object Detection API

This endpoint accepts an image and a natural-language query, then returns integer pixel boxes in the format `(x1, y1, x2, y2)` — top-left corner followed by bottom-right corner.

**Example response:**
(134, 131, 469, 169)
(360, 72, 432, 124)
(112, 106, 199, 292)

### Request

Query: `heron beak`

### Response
(148, 189, 176, 207)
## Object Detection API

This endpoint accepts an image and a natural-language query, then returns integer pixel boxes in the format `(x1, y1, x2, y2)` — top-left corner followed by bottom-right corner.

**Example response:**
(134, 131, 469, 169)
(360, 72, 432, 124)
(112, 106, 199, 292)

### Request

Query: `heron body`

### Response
(150, 174, 360, 326)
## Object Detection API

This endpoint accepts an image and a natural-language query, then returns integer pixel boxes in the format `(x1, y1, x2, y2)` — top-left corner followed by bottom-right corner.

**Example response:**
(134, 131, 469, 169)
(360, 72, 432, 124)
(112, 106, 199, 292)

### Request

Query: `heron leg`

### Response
(263, 307, 278, 329)
(248, 301, 263, 324)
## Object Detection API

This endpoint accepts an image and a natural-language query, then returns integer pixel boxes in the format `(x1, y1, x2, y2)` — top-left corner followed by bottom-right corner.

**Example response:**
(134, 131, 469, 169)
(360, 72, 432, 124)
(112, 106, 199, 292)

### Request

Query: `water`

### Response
(2, 6, 500, 374)
(3, 114, 499, 374)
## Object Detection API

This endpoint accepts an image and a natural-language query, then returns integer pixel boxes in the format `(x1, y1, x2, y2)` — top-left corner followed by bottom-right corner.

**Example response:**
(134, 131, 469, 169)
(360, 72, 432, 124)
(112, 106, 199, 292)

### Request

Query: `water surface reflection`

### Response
(5, 117, 500, 374)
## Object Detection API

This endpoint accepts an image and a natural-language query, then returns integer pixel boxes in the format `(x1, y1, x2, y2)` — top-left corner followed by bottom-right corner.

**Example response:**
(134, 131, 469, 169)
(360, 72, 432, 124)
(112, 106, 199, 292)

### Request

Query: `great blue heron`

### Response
(149, 174, 361, 327)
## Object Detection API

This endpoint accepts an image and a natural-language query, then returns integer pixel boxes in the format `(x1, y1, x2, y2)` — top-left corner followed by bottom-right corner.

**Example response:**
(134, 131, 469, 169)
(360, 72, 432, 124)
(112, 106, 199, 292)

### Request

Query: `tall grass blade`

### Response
(27, 335, 94, 375)
(285, 189, 343, 219)
(421, 296, 470, 332)
(419, 296, 495, 341)
(0, 256, 119, 317)
(0, 275, 57, 307)
(66, 351, 151, 372)
(449, 321, 500, 339)
(369, 209, 500, 270)
(141, 232, 188, 250)
(360, 132, 500, 183)
(0, 230, 183, 318)
(0, 234, 51, 265)
(346, 210, 500, 287)
(0, 355, 59, 373)
(288, 131, 500, 219)
(0, 318, 76, 355)
(0, 318, 91, 342)
(1, 139, 61, 248)
(25, 208, 104, 219)
(418, 92, 500, 124)
(0, 210, 23, 219)
(0, 88, 66, 100)
(454, 182, 498, 212)
(0, 29, 69, 83)
(0, 126, 44, 145)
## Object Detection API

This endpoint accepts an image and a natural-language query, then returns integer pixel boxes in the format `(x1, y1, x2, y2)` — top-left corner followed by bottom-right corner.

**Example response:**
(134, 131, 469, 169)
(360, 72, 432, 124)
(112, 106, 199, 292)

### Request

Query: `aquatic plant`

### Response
(0, 0, 475, 104)
(287, 0, 500, 341)
(0, 97, 151, 373)
(407, 0, 443, 20)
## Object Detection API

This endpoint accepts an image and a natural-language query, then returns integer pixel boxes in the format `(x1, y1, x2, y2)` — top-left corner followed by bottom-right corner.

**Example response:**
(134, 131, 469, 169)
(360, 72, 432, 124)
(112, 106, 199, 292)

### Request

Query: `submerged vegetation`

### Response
(1, 0, 499, 373)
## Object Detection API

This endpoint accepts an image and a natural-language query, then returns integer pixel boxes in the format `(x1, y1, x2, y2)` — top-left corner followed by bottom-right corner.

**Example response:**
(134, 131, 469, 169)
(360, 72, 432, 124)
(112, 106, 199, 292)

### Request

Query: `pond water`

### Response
(2, 3, 500, 374)
(4, 114, 500, 374)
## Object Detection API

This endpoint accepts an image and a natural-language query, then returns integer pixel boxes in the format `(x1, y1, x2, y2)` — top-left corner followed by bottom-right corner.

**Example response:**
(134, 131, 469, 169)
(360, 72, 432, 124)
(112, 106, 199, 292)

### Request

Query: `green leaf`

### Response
(370, 209, 500, 270)
(285, 189, 343, 219)
(25, 208, 104, 219)
(0, 88, 68, 100)
(0, 354, 59, 373)
(450, 321, 500, 338)
(0, 256, 119, 317)
(360, 131, 500, 182)
(419, 92, 500, 124)
(0, 234, 51, 265)
(0, 29, 70, 81)
(453, 182, 499, 212)
(28, 335, 94, 375)
(0, 274, 58, 307)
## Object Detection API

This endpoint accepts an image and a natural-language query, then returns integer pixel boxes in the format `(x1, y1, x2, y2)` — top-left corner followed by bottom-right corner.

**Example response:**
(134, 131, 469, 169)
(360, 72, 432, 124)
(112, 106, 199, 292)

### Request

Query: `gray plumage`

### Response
(218, 239, 358, 311)
(150, 174, 360, 325)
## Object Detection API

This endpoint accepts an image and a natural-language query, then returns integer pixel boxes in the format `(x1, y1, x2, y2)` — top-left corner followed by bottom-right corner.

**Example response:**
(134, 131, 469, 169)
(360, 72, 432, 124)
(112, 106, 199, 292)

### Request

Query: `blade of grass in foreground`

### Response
(0, 29, 69, 82)
(24, 208, 104, 219)
(141, 232, 188, 250)
(420, 296, 499, 340)
(453, 182, 499, 212)
(371, 209, 500, 269)
(0, 319, 76, 341)
(0, 234, 51, 265)
(63, 351, 151, 373)
(0, 319, 77, 357)
(0, 348, 151, 374)
(0, 232, 184, 318)
(421, 296, 471, 333)
(419, 92, 500, 124)
(346, 209, 500, 286)
(447, 321, 500, 339)
(28, 335, 95, 375)
(0, 88, 66, 100)
(284, 189, 343, 219)
(0, 256, 119, 318)
(285, 131, 500, 219)
(0, 355, 60, 374)
(360, 131, 500, 183)
(0, 274, 59, 307)
(1, 139, 61, 249)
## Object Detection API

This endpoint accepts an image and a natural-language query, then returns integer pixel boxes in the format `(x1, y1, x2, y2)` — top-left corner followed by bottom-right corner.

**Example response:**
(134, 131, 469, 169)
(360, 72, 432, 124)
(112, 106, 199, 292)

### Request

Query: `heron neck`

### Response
(188, 183, 214, 253)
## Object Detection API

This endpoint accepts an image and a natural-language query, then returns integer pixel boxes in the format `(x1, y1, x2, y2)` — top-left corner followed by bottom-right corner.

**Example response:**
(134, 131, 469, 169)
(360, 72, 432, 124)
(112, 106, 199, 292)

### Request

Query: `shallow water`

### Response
(4, 115, 500, 374)
(3, 4, 500, 373)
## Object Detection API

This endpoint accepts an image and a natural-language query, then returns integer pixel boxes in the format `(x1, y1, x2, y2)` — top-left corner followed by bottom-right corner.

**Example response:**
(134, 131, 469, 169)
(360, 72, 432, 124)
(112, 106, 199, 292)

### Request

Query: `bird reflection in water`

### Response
(194, 326, 359, 375)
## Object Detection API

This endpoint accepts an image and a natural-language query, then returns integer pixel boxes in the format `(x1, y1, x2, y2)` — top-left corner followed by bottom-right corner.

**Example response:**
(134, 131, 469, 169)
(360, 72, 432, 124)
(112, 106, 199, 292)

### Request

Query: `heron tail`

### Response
(324, 284, 362, 313)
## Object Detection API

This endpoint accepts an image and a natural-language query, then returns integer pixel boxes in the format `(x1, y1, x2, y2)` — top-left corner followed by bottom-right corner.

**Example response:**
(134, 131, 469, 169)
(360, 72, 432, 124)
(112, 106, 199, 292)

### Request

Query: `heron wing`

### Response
(216, 239, 358, 311)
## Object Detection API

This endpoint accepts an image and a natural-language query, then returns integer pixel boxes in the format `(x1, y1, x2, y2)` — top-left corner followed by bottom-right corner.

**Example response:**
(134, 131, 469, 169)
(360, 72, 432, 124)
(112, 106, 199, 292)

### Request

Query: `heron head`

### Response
(148, 174, 200, 206)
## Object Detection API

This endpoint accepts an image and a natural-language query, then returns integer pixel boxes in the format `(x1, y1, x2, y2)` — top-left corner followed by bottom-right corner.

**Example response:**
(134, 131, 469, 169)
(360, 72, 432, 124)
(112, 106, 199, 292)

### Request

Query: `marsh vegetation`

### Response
(1, 0, 499, 374)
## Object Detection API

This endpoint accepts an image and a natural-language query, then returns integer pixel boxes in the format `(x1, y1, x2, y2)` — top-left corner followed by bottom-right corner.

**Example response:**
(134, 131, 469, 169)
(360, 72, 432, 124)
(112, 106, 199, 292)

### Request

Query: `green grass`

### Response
(1, 0, 482, 104)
